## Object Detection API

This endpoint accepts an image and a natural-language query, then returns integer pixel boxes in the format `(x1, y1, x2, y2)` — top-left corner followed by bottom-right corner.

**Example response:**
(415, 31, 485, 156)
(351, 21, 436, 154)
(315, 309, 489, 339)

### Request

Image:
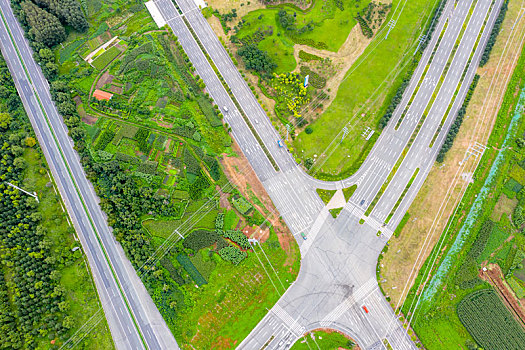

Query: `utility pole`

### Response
(414, 34, 427, 54)
(286, 124, 291, 140)
(340, 126, 349, 144)
(385, 19, 396, 39)
(4, 182, 39, 202)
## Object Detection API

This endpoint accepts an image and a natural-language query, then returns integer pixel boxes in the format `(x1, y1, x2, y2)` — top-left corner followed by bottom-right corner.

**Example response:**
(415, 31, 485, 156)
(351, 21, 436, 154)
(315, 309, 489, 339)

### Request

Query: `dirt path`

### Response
(292, 24, 372, 111)
(481, 264, 525, 328)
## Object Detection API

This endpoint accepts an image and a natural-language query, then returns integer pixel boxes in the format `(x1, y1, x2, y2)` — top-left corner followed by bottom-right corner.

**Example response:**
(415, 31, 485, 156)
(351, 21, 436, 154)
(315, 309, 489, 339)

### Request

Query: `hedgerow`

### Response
(93, 129, 115, 151)
(479, 0, 509, 67)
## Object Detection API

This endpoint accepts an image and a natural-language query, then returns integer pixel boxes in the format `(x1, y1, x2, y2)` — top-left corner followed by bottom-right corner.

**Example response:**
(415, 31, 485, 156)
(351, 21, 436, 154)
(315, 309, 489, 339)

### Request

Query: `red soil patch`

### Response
(221, 141, 294, 250)
(481, 264, 525, 328)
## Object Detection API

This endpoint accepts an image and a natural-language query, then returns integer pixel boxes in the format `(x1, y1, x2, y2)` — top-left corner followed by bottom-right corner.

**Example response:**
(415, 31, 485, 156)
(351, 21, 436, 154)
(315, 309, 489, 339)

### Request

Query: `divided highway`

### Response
(151, 0, 504, 348)
(0, 2, 179, 349)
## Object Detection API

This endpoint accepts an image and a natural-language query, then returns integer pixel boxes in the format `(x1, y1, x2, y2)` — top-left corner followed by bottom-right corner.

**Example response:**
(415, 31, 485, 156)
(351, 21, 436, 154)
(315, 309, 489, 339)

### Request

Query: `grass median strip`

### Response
(0, 12, 148, 349)
(385, 168, 420, 224)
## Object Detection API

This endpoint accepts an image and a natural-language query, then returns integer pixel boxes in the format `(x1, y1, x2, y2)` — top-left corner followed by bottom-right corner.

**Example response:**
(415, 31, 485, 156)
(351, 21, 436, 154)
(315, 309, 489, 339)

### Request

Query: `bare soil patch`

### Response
(205, 0, 264, 19)
(492, 193, 518, 221)
(292, 24, 372, 114)
(95, 71, 114, 90)
(379, 0, 525, 306)
(221, 140, 293, 249)
(481, 264, 525, 328)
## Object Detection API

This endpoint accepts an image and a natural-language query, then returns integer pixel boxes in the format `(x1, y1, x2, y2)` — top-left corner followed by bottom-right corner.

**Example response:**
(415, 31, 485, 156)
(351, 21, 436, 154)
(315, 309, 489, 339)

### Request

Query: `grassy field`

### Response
(175, 230, 300, 348)
(294, 0, 441, 179)
(291, 330, 355, 349)
(24, 146, 114, 349)
(233, 0, 368, 73)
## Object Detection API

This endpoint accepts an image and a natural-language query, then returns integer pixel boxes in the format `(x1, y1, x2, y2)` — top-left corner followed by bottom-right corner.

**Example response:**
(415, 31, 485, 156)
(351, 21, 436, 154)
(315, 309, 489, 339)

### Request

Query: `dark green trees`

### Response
(33, 0, 88, 32)
(21, 1, 65, 47)
(237, 43, 276, 74)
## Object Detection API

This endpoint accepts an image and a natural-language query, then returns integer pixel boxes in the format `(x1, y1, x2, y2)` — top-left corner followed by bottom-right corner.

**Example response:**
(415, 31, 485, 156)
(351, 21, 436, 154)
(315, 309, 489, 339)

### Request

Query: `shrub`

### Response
(183, 229, 227, 251)
(221, 230, 250, 249)
(93, 129, 115, 151)
(218, 246, 247, 265)
(232, 196, 253, 215)
(176, 254, 207, 286)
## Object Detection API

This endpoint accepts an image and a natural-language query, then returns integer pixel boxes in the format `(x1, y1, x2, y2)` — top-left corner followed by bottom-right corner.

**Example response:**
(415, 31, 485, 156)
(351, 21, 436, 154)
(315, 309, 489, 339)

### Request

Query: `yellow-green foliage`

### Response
(272, 72, 309, 118)
(510, 164, 525, 183)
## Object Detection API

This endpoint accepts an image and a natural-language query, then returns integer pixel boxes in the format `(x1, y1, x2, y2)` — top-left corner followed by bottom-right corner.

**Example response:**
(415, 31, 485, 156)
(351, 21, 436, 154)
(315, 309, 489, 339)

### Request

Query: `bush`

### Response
(176, 255, 207, 286)
(221, 230, 250, 249)
(298, 50, 322, 62)
(305, 126, 313, 134)
(134, 128, 152, 154)
(93, 129, 115, 151)
(437, 74, 480, 162)
(232, 196, 253, 214)
(480, 1, 508, 66)
(218, 246, 247, 265)
(182, 229, 228, 252)
(237, 44, 276, 74)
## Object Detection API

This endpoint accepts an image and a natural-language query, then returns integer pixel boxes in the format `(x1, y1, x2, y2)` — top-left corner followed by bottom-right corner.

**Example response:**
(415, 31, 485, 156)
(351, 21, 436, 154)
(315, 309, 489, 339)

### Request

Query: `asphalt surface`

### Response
(151, 0, 504, 348)
(0, 2, 179, 349)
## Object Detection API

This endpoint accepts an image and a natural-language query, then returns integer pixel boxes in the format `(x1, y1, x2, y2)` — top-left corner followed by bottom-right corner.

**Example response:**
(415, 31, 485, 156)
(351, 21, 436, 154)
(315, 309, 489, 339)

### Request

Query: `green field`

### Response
(291, 330, 355, 349)
(234, 0, 369, 73)
(294, 0, 441, 179)
(92, 45, 122, 70)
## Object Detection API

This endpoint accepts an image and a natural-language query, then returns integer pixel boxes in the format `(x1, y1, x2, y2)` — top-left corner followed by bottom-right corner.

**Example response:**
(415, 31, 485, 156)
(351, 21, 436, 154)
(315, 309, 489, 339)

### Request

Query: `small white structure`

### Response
(193, 0, 207, 9)
(145, 1, 166, 28)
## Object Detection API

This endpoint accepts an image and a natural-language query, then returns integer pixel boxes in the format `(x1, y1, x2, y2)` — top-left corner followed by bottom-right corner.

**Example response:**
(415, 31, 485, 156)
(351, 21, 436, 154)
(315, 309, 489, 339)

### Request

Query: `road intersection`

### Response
(151, 0, 503, 348)
(0, 0, 505, 347)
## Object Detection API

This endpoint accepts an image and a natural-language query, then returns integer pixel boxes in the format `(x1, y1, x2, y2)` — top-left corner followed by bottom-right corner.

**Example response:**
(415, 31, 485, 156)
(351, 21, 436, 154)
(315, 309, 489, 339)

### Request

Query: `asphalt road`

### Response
(151, 0, 504, 348)
(0, 2, 179, 349)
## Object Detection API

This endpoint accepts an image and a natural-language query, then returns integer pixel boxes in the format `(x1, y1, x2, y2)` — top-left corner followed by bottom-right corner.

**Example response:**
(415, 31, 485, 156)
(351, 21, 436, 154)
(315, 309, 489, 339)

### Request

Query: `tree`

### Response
(237, 44, 276, 74)
(24, 137, 36, 147)
(0, 113, 11, 129)
(32, 0, 88, 32)
(21, 1, 65, 47)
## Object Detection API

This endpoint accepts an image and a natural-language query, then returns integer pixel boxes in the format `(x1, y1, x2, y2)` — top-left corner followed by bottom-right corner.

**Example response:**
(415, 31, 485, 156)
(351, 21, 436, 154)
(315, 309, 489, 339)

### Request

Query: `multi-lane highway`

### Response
(0, 2, 179, 349)
(150, 0, 504, 348)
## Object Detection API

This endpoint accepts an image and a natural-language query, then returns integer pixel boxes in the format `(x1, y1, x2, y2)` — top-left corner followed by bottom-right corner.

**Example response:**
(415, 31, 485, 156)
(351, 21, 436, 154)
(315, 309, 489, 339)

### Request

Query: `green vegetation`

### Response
(343, 184, 357, 201)
(402, 46, 525, 349)
(0, 53, 113, 349)
(480, 0, 509, 66)
(329, 207, 343, 218)
(92, 45, 122, 70)
(232, 0, 382, 72)
(295, 0, 442, 179)
(437, 75, 480, 162)
(457, 289, 525, 349)
(316, 188, 336, 204)
(291, 330, 355, 350)
(7, 2, 303, 348)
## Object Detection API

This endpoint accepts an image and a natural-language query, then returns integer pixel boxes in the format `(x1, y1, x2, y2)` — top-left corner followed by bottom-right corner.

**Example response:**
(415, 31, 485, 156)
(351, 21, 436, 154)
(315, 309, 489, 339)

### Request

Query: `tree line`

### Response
(0, 55, 79, 349)
(11, 0, 88, 81)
